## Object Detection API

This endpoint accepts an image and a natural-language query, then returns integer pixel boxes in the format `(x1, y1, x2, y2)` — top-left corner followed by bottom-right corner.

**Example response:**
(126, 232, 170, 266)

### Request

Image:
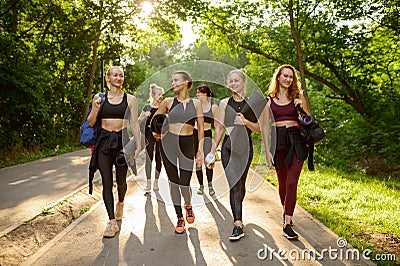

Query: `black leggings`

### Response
(193, 129, 213, 186)
(221, 135, 253, 222)
(145, 129, 162, 180)
(97, 138, 128, 220)
(160, 132, 194, 219)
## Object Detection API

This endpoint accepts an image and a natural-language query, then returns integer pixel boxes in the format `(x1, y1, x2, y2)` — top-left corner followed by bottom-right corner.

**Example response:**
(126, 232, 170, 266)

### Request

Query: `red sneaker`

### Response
(175, 217, 185, 234)
(184, 205, 195, 224)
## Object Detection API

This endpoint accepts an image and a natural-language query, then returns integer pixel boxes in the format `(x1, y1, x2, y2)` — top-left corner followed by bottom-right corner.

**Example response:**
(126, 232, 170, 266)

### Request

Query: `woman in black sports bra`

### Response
(138, 83, 164, 193)
(193, 84, 218, 196)
(87, 66, 141, 238)
(151, 70, 204, 234)
(209, 69, 260, 241)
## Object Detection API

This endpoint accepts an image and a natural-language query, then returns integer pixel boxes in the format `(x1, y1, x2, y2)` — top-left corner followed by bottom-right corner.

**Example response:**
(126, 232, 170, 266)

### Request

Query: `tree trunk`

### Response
(74, 21, 102, 144)
(289, 0, 311, 112)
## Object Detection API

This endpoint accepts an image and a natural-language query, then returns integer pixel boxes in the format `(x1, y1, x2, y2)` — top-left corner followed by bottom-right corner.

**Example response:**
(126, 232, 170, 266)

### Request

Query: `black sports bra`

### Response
(168, 97, 196, 126)
(203, 105, 214, 124)
(101, 93, 130, 119)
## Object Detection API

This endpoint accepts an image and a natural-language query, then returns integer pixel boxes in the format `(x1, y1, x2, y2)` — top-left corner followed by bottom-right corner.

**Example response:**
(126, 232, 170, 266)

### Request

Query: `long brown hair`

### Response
(268, 64, 302, 100)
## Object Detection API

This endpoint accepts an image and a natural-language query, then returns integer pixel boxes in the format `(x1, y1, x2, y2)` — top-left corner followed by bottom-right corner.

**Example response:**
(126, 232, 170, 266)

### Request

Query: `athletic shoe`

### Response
(197, 186, 204, 195)
(283, 224, 299, 239)
(115, 202, 124, 221)
(144, 185, 151, 196)
(184, 205, 195, 224)
(103, 219, 119, 238)
(209, 187, 215, 196)
(229, 225, 244, 241)
(175, 217, 185, 234)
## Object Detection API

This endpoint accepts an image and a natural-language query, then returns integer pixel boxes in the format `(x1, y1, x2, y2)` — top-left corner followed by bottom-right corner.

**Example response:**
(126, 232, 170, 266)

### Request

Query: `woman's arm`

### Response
(212, 104, 219, 123)
(235, 113, 261, 133)
(294, 94, 310, 115)
(260, 101, 274, 165)
(138, 106, 148, 124)
(87, 94, 102, 127)
(194, 99, 204, 166)
(128, 95, 141, 159)
(210, 99, 227, 154)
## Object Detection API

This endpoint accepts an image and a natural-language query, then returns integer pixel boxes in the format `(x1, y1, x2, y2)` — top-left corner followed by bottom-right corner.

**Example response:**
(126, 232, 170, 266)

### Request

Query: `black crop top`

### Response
(101, 93, 130, 119)
(224, 97, 257, 126)
(224, 97, 258, 138)
(203, 105, 214, 124)
(168, 97, 196, 126)
(142, 104, 158, 128)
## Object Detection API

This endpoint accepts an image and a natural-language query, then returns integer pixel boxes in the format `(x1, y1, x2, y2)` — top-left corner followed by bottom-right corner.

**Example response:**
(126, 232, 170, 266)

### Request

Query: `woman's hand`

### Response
(234, 113, 246, 126)
(134, 144, 141, 160)
(294, 98, 303, 108)
(266, 151, 274, 166)
(196, 151, 204, 167)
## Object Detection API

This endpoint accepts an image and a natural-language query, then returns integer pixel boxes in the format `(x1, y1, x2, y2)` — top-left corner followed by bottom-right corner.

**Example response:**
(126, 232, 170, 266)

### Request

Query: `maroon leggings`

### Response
(275, 146, 304, 216)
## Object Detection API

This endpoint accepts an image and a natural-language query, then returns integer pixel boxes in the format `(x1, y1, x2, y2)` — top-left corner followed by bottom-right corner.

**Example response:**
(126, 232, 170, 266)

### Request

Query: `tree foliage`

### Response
(1, 0, 399, 169)
(0, 0, 190, 159)
(191, 0, 400, 166)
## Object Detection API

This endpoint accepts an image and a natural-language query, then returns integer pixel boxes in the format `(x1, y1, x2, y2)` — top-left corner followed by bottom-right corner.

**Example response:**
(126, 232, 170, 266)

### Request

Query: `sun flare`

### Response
(141, 1, 153, 17)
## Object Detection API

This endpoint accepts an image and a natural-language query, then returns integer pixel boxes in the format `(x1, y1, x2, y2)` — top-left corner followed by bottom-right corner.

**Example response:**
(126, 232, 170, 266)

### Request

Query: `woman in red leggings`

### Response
(260, 64, 309, 240)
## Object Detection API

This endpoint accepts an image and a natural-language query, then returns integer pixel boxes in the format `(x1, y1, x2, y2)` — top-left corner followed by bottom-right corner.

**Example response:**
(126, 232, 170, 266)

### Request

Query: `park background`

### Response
(0, 0, 399, 265)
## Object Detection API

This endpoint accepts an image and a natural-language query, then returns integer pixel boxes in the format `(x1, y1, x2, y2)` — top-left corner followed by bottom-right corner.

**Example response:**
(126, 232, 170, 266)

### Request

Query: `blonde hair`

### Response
(268, 64, 302, 100)
(148, 83, 164, 103)
(106, 66, 124, 76)
(227, 69, 247, 86)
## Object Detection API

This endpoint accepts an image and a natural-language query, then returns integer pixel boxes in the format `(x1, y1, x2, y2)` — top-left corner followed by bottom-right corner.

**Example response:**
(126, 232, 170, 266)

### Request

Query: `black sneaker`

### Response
(229, 225, 244, 241)
(283, 224, 298, 240)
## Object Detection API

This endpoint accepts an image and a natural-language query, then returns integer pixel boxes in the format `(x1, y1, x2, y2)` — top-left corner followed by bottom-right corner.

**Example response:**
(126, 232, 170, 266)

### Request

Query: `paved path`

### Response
(22, 157, 374, 266)
(0, 149, 93, 235)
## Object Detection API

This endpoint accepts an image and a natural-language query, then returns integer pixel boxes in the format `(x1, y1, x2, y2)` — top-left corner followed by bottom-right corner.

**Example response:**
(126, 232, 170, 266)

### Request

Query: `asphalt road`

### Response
(0, 149, 94, 235)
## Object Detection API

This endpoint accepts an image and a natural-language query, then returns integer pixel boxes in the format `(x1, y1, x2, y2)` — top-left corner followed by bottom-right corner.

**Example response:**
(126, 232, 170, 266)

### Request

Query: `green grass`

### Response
(253, 159, 400, 265)
(297, 166, 399, 239)
(298, 166, 400, 265)
(250, 139, 400, 265)
(79, 207, 90, 216)
(0, 144, 84, 169)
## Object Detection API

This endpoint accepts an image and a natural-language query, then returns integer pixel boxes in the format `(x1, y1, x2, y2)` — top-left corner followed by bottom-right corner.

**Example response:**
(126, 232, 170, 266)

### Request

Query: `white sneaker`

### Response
(103, 219, 119, 238)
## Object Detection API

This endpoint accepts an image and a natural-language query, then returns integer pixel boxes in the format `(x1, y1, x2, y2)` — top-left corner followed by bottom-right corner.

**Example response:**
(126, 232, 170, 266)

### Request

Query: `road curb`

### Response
(20, 163, 145, 266)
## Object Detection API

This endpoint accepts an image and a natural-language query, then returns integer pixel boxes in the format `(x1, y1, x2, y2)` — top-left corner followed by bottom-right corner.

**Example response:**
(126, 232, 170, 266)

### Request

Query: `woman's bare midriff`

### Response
(169, 123, 195, 136)
(195, 122, 212, 132)
(272, 120, 298, 128)
(101, 118, 128, 132)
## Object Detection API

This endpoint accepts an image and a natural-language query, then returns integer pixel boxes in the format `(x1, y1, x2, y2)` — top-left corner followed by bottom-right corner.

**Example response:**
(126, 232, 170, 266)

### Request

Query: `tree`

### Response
(194, 0, 400, 124)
